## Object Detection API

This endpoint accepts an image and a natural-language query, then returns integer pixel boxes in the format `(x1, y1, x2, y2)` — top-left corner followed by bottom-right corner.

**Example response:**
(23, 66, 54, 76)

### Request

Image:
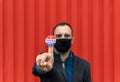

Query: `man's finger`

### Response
(48, 46, 54, 54)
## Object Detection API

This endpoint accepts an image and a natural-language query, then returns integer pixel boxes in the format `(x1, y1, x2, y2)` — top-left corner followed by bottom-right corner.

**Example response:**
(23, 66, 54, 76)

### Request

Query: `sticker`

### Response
(45, 35, 56, 46)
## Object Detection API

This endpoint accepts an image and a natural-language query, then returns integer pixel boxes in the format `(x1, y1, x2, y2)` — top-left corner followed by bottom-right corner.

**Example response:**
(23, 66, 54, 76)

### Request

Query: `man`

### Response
(32, 22, 92, 82)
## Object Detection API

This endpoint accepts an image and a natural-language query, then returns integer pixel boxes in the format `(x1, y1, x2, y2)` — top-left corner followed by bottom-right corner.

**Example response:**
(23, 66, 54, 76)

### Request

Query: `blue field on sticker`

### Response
(45, 42, 56, 46)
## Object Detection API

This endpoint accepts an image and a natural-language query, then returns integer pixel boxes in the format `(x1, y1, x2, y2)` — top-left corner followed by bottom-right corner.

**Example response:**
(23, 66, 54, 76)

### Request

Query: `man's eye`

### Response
(56, 34, 61, 38)
(65, 34, 70, 38)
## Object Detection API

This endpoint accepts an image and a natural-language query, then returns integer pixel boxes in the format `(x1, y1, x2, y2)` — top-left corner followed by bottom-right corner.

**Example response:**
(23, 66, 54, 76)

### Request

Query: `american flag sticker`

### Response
(45, 35, 56, 46)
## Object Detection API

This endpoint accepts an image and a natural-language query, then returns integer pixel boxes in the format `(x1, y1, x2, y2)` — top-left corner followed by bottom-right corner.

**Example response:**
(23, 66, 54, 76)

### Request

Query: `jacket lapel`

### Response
(55, 58, 67, 82)
(72, 56, 80, 82)
(59, 64, 67, 81)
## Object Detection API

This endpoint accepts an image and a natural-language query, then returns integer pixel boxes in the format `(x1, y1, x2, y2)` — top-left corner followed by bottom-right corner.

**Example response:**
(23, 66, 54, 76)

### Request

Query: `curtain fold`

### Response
(0, 0, 120, 82)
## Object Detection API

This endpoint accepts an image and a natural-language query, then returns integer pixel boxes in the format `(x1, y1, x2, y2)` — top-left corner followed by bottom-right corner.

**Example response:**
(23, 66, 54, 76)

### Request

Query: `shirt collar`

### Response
(54, 51, 73, 63)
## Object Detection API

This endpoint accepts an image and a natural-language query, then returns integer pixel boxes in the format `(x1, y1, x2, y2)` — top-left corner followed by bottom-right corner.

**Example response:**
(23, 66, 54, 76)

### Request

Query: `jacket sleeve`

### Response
(32, 62, 57, 78)
(32, 63, 47, 76)
(83, 63, 92, 82)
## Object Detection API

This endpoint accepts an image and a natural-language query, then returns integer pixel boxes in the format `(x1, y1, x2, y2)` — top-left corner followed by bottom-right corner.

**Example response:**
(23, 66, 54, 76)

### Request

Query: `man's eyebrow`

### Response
(55, 34, 62, 37)
(64, 34, 70, 35)
(55, 34, 62, 35)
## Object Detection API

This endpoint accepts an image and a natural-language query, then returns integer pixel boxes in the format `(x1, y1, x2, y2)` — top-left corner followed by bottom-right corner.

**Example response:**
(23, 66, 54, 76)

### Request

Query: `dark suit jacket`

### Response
(32, 53, 91, 82)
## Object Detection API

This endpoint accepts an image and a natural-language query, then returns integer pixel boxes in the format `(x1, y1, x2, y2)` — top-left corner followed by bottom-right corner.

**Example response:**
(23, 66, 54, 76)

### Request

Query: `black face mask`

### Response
(54, 39, 72, 53)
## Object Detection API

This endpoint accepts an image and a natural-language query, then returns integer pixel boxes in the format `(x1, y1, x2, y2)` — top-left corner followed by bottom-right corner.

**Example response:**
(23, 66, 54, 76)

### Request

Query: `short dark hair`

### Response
(52, 22, 73, 35)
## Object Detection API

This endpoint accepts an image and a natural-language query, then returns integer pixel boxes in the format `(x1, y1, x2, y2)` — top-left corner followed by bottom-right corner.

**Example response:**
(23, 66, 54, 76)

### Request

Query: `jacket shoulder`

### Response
(74, 55, 90, 67)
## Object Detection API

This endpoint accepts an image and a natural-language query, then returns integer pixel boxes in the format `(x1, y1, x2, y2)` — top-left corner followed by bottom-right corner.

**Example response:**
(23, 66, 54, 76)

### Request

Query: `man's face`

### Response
(54, 25, 72, 39)
(53, 25, 74, 53)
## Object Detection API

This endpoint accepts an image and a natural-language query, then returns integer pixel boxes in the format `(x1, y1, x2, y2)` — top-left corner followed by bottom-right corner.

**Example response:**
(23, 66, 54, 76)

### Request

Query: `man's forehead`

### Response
(54, 25, 72, 34)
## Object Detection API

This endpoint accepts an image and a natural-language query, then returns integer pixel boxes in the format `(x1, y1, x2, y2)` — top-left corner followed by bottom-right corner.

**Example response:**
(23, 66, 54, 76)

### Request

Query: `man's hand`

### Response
(36, 46, 54, 72)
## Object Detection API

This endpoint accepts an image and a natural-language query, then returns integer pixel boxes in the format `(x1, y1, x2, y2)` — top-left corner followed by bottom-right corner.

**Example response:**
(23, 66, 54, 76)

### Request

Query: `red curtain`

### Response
(0, 0, 120, 82)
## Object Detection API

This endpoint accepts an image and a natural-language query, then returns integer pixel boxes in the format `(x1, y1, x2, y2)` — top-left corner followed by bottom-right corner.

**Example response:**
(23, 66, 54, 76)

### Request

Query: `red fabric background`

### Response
(0, 0, 120, 82)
